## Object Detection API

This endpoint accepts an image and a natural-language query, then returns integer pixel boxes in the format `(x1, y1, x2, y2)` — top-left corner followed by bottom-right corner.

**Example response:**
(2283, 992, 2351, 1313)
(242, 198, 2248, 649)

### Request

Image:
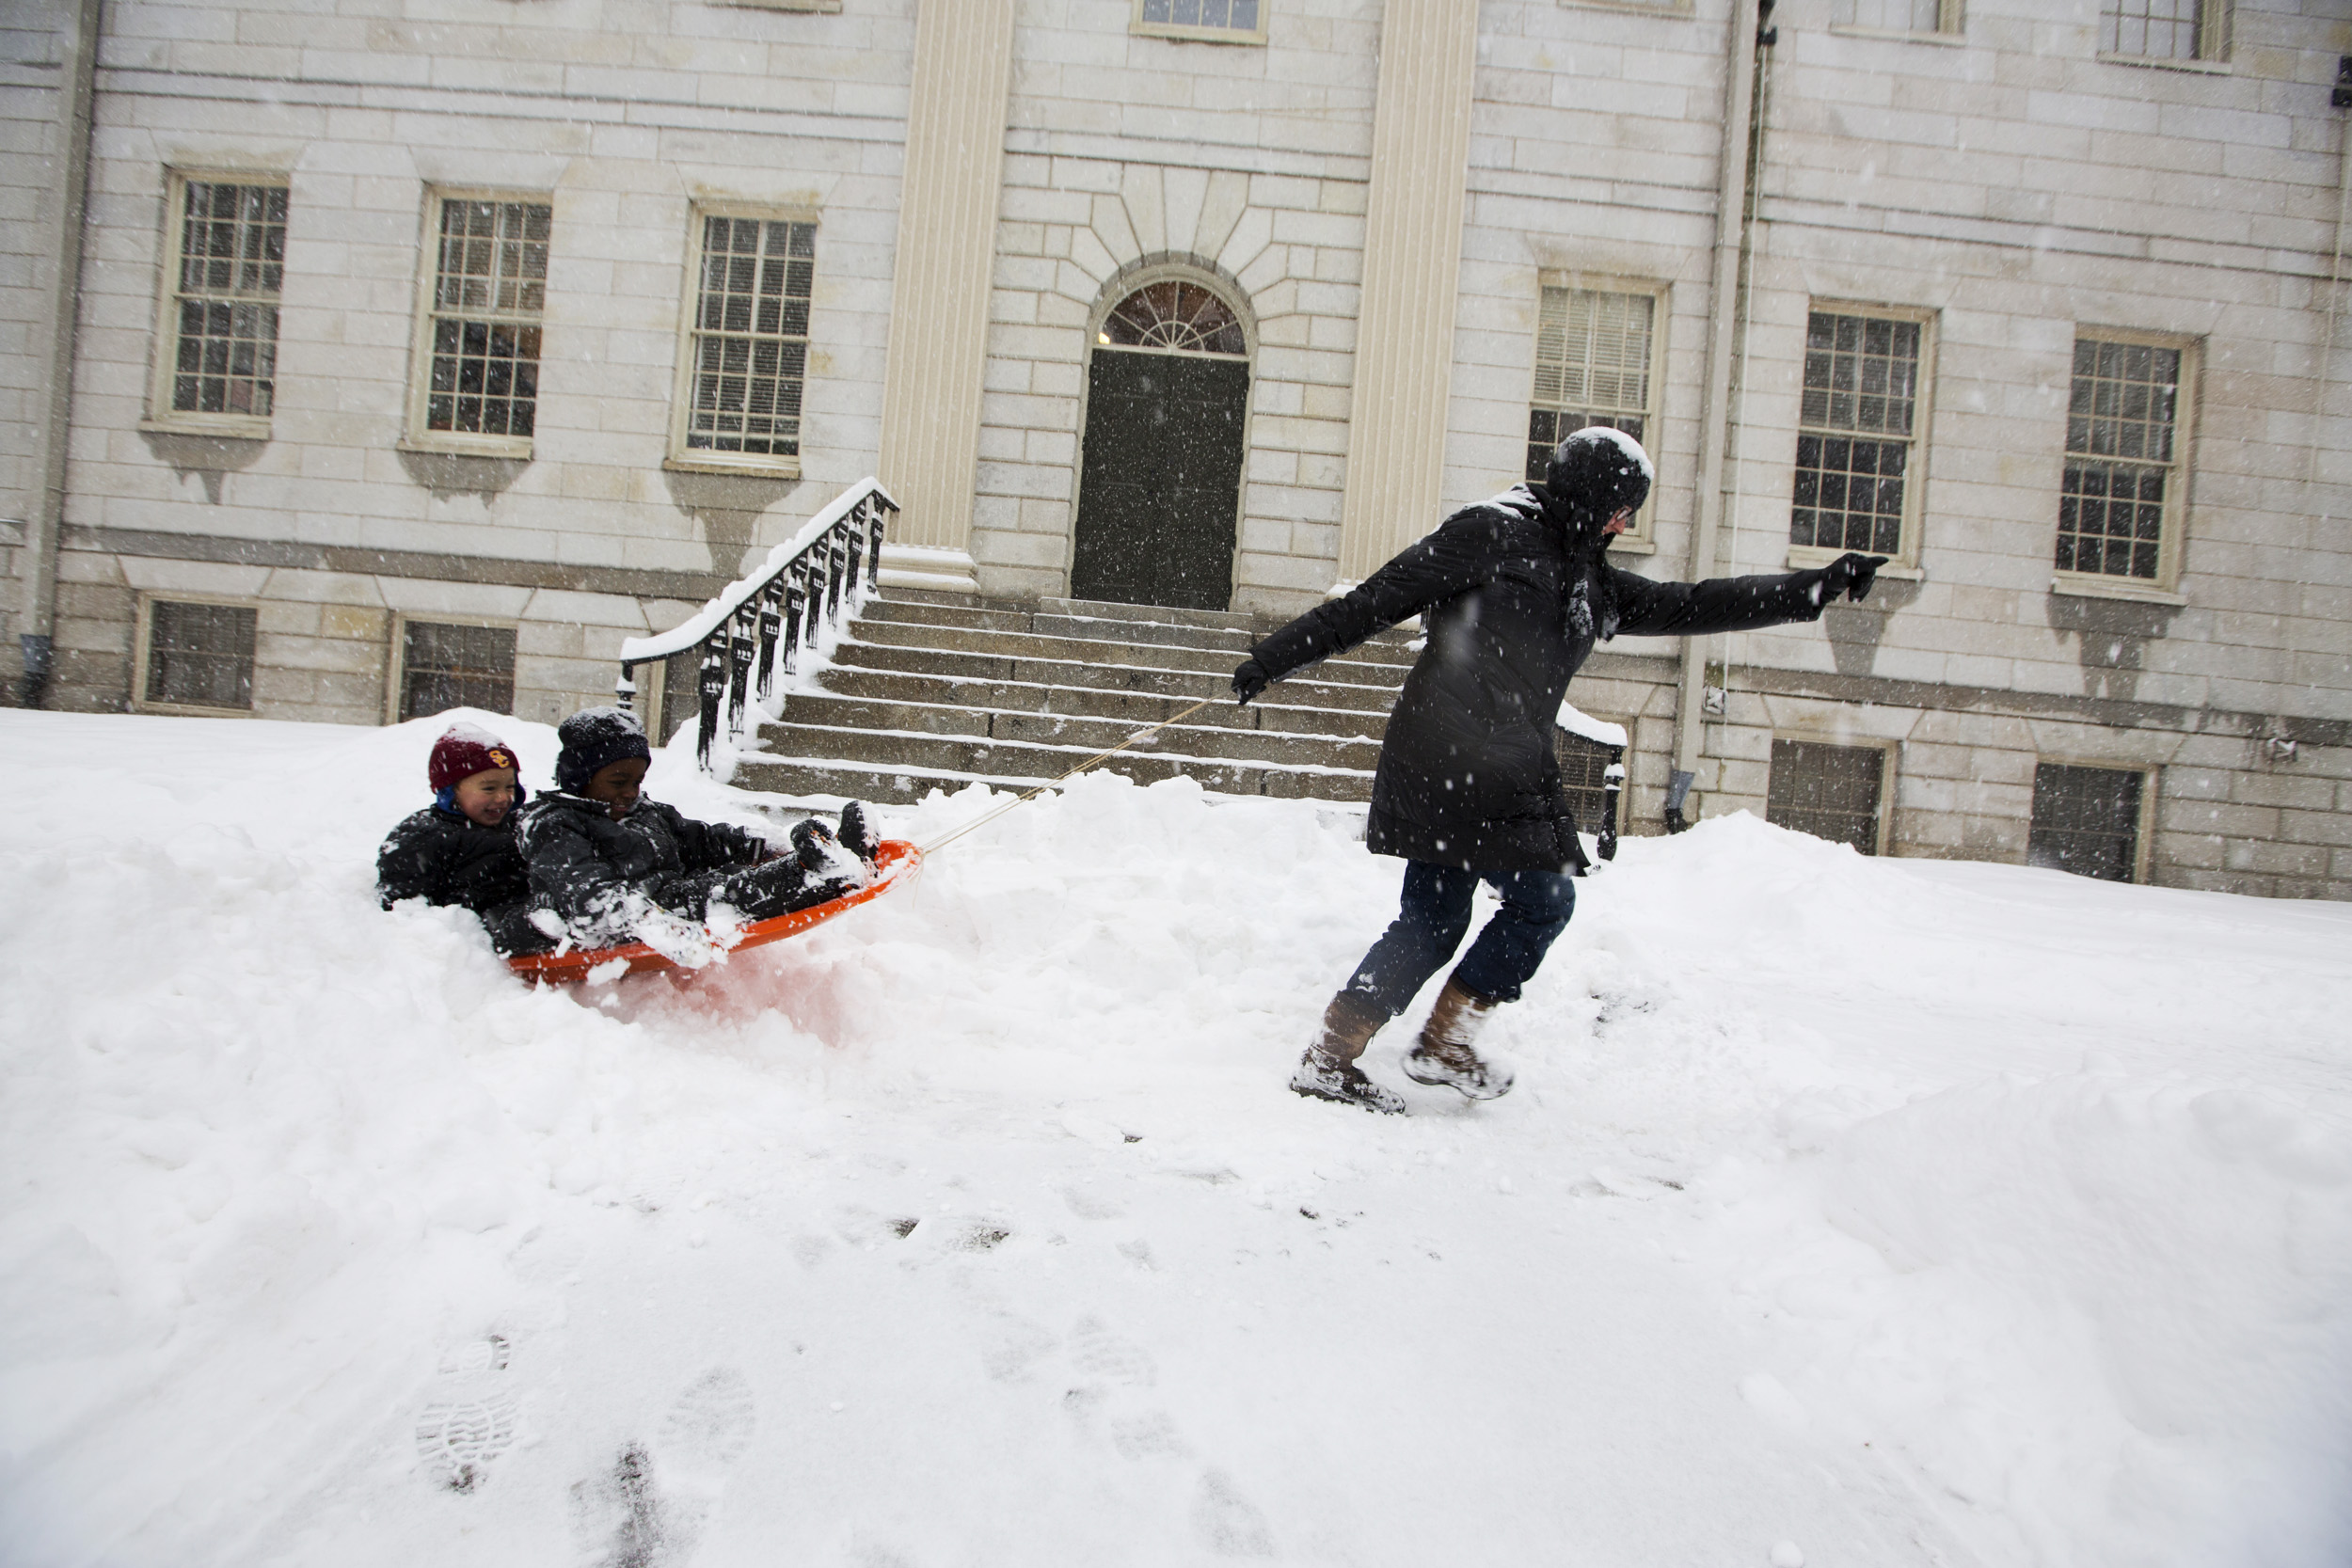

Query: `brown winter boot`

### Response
(1402, 977, 1515, 1100)
(1289, 990, 1406, 1115)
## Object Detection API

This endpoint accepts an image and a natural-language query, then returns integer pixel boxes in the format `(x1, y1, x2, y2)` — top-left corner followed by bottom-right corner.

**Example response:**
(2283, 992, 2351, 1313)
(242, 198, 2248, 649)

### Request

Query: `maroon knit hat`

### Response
(428, 723, 521, 793)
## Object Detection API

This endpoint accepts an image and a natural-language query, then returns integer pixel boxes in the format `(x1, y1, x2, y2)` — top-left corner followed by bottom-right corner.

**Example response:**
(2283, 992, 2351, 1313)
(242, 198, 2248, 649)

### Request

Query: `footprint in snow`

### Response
(1067, 1318, 1156, 1387)
(415, 1335, 519, 1494)
(1058, 1321, 1277, 1554)
(573, 1368, 757, 1568)
(1194, 1468, 1276, 1558)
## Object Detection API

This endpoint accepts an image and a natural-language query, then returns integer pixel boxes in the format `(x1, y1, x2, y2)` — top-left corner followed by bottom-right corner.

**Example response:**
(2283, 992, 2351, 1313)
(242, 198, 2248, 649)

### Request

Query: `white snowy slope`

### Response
(0, 708, 2347, 1568)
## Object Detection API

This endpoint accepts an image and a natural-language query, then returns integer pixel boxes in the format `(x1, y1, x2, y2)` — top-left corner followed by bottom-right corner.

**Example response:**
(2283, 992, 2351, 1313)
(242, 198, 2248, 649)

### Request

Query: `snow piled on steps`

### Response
(0, 708, 2347, 1568)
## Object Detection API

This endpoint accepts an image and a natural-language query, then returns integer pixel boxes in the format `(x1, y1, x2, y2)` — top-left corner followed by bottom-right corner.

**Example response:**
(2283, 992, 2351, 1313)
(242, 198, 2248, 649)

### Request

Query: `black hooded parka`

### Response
(1248, 483, 1833, 874)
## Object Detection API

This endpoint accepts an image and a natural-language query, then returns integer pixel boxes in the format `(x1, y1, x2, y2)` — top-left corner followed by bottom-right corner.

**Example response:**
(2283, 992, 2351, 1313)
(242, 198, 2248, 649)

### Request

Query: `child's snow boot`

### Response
(838, 800, 877, 861)
(1402, 977, 1515, 1100)
(1289, 990, 1406, 1115)
(791, 817, 839, 870)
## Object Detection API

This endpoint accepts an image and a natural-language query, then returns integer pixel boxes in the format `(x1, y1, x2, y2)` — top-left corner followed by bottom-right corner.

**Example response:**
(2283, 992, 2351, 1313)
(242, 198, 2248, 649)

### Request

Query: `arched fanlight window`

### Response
(1098, 280, 1247, 356)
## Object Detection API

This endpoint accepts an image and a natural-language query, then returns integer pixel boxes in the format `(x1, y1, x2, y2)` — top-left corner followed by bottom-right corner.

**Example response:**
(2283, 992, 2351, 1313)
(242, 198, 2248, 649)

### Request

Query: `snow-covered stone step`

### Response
(845, 620, 1414, 681)
(770, 691, 1381, 769)
(802, 667, 1392, 735)
(730, 740, 1375, 806)
(824, 643, 1403, 710)
(739, 721, 1377, 794)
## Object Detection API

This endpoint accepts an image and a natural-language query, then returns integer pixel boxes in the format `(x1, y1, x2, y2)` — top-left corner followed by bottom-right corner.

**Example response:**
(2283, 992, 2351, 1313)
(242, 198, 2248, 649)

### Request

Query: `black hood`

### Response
(1542, 428, 1654, 548)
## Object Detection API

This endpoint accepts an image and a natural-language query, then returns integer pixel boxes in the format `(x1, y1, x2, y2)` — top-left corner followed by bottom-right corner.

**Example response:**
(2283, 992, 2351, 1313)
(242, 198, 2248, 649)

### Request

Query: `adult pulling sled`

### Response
(507, 839, 921, 985)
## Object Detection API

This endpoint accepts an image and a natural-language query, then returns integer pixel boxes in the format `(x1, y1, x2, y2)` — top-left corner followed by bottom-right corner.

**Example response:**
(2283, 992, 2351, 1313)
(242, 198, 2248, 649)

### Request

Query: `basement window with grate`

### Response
(2027, 763, 2146, 882)
(1554, 724, 1623, 832)
(1766, 739, 1889, 854)
(141, 598, 257, 712)
(399, 621, 517, 721)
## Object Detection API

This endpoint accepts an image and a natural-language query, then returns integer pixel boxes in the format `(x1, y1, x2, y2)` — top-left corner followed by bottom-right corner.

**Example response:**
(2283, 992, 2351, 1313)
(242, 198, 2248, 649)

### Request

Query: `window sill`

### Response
(133, 698, 254, 718)
(399, 435, 533, 461)
(718, 0, 838, 8)
(2050, 575, 2185, 607)
(140, 417, 270, 441)
(1788, 545, 1923, 580)
(2095, 51, 2232, 74)
(1828, 24, 1963, 45)
(1130, 23, 1267, 44)
(1604, 535, 1657, 556)
(664, 452, 803, 479)
(1554, 0, 1693, 14)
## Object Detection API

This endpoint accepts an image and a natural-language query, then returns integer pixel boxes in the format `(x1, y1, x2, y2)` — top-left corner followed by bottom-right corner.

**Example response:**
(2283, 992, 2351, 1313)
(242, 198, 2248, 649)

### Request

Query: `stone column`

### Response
(874, 0, 1016, 594)
(1335, 0, 1479, 581)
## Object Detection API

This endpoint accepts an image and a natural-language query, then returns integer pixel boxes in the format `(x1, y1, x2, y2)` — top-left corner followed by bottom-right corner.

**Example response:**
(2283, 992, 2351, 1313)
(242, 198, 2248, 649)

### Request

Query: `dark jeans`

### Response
(1343, 861, 1578, 1015)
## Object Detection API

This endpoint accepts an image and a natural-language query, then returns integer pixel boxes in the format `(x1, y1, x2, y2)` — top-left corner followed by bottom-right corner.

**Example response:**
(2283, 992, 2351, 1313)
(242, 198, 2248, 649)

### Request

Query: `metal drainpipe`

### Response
(17, 0, 103, 709)
(2312, 58, 2352, 514)
(1666, 0, 1772, 831)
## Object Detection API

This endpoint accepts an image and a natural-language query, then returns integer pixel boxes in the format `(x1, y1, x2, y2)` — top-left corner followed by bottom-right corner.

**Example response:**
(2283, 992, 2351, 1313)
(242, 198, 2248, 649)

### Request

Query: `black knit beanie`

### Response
(555, 705, 652, 795)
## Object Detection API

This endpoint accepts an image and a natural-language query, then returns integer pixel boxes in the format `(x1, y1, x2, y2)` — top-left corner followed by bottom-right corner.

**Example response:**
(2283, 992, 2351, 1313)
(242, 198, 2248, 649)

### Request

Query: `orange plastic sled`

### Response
(507, 839, 921, 985)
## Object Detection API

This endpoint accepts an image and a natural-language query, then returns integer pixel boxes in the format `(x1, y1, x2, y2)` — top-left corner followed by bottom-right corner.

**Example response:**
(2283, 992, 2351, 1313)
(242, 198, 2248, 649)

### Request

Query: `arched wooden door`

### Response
(1071, 279, 1250, 612)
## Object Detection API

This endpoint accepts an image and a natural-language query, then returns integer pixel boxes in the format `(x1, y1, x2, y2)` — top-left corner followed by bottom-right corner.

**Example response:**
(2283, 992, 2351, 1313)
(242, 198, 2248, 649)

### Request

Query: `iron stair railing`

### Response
(615, 475, 898, 769)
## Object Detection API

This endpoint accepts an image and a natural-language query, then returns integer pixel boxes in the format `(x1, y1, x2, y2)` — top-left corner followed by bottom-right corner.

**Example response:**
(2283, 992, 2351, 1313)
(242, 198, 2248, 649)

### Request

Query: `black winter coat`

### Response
(1251, 484, 1831, 873)
(377, 805, 532, 914)
(515, 792, 769, 940)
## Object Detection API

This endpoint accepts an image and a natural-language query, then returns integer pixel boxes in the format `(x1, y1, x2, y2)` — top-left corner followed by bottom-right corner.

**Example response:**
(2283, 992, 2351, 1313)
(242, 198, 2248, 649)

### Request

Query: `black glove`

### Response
(1820, 552, 1889, 604)
(1232, 658, 1270, 706)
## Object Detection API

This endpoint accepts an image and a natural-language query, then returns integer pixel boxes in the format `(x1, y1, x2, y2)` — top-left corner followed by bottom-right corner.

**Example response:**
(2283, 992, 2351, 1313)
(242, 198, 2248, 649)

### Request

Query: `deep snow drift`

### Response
(1, 708, 2346, 1568)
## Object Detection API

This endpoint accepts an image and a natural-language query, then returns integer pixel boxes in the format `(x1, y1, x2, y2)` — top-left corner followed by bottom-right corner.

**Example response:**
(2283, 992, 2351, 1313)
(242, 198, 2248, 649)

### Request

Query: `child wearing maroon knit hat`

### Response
(377, 723, 552, 955)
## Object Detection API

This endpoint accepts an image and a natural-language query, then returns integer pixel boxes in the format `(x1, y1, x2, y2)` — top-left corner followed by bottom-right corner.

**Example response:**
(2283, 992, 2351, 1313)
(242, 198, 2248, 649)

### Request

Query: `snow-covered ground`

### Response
(2, 707, 2347, 1568)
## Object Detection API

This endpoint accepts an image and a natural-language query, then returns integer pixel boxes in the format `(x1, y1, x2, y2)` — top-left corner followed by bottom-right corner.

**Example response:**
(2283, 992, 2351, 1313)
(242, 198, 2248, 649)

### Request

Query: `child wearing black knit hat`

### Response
(516, 706, 879, 948)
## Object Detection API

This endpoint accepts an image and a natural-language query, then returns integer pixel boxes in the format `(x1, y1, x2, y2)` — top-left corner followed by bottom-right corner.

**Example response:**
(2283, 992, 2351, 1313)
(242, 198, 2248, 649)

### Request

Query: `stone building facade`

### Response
(5, 0, 2349, 897)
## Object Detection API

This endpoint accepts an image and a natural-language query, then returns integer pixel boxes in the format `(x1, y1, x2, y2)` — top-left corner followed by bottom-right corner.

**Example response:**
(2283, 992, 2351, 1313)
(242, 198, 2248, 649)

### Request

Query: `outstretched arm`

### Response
(1237, 514, 1502, 699)
(1610, 551, 1884, 638)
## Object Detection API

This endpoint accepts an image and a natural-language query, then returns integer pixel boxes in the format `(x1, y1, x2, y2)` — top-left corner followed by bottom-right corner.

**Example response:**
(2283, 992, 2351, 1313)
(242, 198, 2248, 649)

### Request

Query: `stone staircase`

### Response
(728, 590, 1415, 805)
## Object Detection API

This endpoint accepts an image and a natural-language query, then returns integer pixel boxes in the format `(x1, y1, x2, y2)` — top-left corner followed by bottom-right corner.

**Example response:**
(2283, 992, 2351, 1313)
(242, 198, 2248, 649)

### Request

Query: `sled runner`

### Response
(507, 839, 920, 984)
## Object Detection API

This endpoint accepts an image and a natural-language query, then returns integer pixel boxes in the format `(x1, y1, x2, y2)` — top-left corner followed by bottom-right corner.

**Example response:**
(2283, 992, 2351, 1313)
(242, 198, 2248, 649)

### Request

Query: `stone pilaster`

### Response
(874, 0, 1017, 590)
(1335, 0, 1479, 580)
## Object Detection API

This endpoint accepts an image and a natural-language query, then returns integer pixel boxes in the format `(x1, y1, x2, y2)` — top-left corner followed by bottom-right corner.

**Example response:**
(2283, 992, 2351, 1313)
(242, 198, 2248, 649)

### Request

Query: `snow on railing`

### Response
(1558, 700, 1629, 867)
(615, 475, 898, 770)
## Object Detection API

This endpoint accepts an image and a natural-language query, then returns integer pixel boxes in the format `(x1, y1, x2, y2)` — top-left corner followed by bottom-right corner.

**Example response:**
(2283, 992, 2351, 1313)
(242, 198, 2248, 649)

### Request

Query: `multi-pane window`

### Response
(157, 178, 287, 426)
(1134, 0, 1263, 38)
(678, 215, 816, 464)
(418, 198, 550, 444)
(1832, 0, 1960, 31)
(143, 600, 257, 711)
(399, 621, 516, 721)
(2028, 764, 2145, 883)
(1792, 309, 1926, 561)
(2101, 0, 2227, 62)
(2057, 336, 2189, 586)
(1766, 739, 1887, 855)
(1529, 286, 1659, 536)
